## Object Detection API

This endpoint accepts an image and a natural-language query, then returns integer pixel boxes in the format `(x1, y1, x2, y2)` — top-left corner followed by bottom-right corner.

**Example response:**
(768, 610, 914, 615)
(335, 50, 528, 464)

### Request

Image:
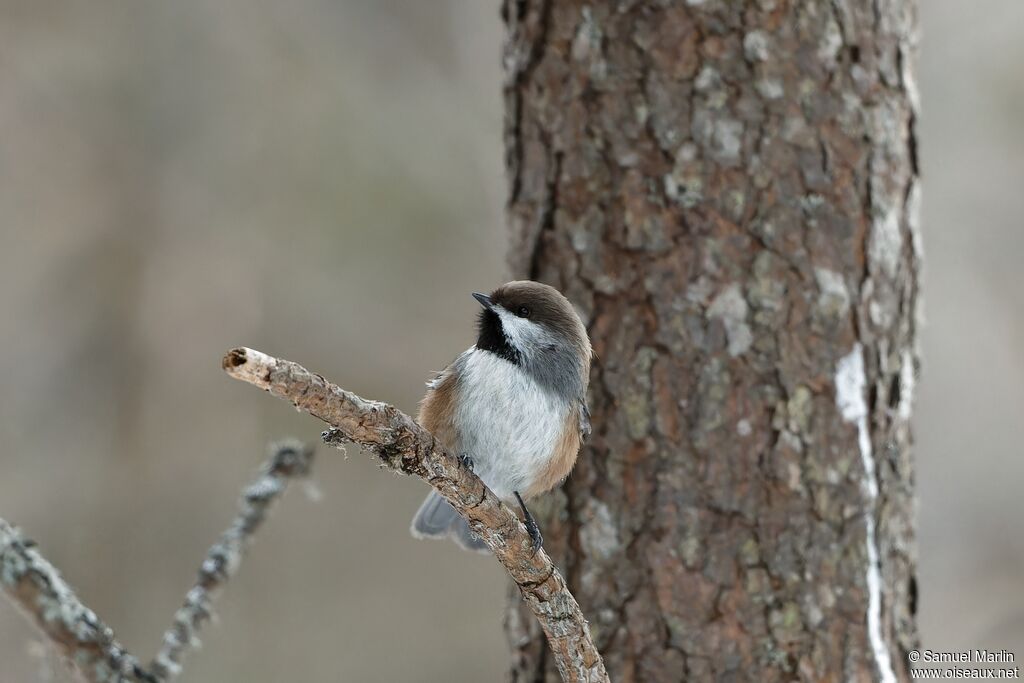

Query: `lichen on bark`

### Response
(502, 0, 921, 680)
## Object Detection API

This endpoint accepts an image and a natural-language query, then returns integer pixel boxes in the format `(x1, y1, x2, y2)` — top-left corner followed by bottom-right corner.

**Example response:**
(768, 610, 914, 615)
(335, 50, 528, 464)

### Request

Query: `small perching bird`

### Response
(411, 280, 592, 553)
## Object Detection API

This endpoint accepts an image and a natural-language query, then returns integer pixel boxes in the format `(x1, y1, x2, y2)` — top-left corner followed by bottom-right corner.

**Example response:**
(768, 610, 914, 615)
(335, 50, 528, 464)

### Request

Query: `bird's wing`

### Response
(578, 397, 591, 441)
(418, 349, 472, 452)
(425, 348, 472, 390)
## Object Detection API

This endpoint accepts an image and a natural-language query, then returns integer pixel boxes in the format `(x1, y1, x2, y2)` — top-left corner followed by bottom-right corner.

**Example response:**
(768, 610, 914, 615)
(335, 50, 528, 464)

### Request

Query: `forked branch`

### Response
(0, 441, 314, 683)
(222, 347, 608, 683)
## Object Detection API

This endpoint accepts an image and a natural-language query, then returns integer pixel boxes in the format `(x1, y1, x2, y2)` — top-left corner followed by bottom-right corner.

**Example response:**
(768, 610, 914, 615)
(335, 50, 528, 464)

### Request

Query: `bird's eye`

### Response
(517, 305, 531, 318)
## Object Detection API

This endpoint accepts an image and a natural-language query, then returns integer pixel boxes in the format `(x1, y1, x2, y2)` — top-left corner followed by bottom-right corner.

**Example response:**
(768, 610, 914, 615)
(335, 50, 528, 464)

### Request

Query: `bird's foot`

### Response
(321, 427, 344, 447)
(514, 491, 543, 555)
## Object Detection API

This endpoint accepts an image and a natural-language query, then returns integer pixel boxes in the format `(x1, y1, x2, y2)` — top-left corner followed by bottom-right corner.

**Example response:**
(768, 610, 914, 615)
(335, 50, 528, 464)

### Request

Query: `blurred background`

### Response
(0, 1, 1021, 680)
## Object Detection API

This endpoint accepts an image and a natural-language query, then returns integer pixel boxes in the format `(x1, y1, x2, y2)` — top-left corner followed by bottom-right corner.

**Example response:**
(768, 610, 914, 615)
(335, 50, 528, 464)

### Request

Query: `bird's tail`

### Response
(410, 490, 489, 554)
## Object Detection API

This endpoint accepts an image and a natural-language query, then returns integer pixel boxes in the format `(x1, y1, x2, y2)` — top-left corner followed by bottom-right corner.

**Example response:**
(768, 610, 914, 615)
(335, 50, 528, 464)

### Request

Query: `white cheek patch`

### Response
(495, 308, 555, 358)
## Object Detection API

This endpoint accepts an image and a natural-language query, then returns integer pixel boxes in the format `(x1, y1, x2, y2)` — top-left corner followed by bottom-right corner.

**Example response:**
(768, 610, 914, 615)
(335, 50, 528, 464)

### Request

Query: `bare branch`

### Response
(150, 440, 315, 679)
(0, 519, 150, 683)
(0, 440, 313, 683)
(222, 347, 609, 683)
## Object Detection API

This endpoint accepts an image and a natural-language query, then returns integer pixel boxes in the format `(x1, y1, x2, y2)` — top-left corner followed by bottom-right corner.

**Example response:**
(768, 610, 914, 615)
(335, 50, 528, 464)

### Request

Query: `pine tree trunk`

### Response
(502, 1, 921, 681)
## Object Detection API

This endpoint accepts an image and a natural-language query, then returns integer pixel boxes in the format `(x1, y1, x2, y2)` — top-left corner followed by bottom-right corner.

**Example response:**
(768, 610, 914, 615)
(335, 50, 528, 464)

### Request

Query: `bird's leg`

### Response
(514, 491, 543, 554)
(458, 453, 474, 471)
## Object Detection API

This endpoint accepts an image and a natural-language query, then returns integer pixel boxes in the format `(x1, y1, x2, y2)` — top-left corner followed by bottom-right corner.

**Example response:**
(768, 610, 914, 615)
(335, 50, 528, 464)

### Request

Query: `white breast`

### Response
(454, 348, 569, 501)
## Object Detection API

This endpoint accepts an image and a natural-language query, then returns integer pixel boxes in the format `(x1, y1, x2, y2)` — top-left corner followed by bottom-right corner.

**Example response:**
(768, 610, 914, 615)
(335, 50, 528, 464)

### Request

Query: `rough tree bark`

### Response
(502, 1, 921, 681)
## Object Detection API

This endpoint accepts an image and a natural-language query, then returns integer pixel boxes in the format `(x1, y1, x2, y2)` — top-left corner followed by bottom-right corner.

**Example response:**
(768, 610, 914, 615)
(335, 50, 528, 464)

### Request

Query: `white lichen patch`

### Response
(779, 429, 803, 454)
(898, 349, 915, 421)
(834, 345, 897, 683)
(707, 283, 752, 356)
(712, 119, 744, 164)
(870, 203, 903, 279)
(818, 17, 843, 68)
(786, 386, 813, 435)
(570, 6, 606, 80)
(694, 66, 720, 92)
(571, 7, 601, 61)
(786, 461, 803, 492)
(567, 205, 602, 255)
(580, 500, 619, 560)
(743, 30, 771, 62)
(686, 275, 713, 304)
(803, 598, 825, 628)
(835, 347, 873, 489)
(621, 346, 658, 439)
(868, 299, 893, 329)
(905, 179, 923, 261)
(899, 39, 921, 114)
(783, 115, 814, 147)
(756, 78, 784, 100)
(675, 142, 699, 164)
(665, 173, 704, 208)
(814, 267, 850, 318)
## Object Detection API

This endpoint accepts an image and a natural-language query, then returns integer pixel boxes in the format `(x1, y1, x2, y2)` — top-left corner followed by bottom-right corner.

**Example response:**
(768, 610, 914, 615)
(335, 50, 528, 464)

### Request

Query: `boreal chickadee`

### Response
(411, 280, 592, 553)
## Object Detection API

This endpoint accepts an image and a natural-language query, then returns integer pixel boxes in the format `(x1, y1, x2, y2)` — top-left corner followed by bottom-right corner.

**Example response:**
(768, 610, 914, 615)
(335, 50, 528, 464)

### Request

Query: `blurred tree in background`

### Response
(502, 1, 921, 680)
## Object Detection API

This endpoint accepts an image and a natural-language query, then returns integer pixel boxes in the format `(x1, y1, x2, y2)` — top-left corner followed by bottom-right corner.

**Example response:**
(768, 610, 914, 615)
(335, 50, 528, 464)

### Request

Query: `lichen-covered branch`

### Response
(221, 346, 609, 683)
(149, 440, 315, 679)
(0, 440, 314, 683)
(0, 519, 149, 682)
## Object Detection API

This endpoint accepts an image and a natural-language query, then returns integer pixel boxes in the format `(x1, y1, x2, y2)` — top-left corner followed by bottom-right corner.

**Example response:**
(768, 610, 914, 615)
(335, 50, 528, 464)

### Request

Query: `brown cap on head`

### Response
(487, 280, 591, 360)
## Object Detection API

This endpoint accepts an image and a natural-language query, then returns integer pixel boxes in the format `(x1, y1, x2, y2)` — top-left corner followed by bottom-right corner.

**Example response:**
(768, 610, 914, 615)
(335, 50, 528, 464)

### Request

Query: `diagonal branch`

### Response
(149, 440, 315, 679)
(0, 440, 314, 683)
(0, 518, 150, 683)
(221, 346, 609, 683)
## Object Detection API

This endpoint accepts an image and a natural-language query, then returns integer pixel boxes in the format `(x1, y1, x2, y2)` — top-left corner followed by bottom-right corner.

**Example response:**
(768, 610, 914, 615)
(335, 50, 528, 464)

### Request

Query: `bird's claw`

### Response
(526, 522, 543, 555)
(514, 490, 543, 555)
(321, 427, 344, 446)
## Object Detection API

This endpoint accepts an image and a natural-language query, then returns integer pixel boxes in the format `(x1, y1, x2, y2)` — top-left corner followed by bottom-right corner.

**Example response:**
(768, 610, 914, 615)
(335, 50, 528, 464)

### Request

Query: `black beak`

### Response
(472, 292, 494, 311)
